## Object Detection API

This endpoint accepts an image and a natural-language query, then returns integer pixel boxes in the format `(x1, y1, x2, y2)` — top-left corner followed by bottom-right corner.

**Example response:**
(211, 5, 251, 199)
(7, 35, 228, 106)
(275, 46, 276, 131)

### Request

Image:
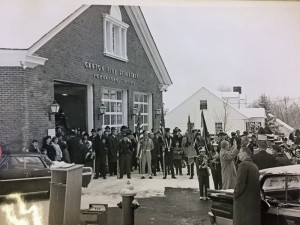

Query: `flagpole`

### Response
(201, 110, 209, 155)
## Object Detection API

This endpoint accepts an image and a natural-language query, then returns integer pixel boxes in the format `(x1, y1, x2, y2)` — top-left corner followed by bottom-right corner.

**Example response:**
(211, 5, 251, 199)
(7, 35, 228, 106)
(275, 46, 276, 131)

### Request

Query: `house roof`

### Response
(168, 87, 264, 119)
(238, 108, 266, 118)
(0, 4, 172, 87)
(268, 113, 294, 132)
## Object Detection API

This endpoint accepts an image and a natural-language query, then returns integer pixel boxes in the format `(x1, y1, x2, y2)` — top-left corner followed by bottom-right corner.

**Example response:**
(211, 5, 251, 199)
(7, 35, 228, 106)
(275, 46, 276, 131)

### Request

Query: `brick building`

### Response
(0, 5, 172, 151)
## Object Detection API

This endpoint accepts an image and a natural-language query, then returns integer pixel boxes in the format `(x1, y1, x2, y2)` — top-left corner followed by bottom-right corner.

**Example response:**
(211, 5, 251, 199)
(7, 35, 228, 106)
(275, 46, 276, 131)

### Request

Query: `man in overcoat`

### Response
(108, 128, 118, 176)
(93, 128, 108, 179)
(234, 147, 261, 225)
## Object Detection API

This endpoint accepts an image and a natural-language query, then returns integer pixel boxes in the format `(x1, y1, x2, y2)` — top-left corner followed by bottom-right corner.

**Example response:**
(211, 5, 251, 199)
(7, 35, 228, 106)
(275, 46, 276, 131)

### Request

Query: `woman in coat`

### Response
(220, 140, 239, 189)
(233, 147, 260, 225)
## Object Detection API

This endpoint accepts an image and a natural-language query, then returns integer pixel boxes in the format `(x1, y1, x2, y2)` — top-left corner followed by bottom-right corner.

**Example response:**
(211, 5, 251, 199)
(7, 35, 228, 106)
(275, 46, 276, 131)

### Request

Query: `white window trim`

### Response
(101, 88, 127, 129)
(103, 13, 129, 62)
(133, 92, 152, 132)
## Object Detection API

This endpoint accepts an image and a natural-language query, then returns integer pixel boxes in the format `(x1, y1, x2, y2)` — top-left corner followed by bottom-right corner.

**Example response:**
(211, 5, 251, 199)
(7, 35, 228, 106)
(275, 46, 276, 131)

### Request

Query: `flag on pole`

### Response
(187, 115, 192, 135)
(136, 105, 143, 159)
(160, 105, 167, 177)
(160, 106, 166, 139)
(201, 110, 210, 154)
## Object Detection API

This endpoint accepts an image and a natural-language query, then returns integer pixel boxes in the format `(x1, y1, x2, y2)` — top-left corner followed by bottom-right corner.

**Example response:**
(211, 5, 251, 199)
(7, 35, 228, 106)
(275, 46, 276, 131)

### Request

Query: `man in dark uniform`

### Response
(163, 128, 176, 179)
(93, 128, 108, 179)
(119, 130, 134, 179)
(108, 127, 118, 176)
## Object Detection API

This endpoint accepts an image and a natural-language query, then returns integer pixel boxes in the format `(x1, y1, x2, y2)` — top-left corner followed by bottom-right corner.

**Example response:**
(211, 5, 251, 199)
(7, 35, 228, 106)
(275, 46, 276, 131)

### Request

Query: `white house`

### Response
(165, 87, 265, 135)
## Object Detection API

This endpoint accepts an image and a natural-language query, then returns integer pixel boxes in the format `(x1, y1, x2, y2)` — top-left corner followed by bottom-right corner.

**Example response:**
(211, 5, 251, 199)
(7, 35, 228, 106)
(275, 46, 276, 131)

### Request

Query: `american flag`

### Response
(136, 105, 143, 159)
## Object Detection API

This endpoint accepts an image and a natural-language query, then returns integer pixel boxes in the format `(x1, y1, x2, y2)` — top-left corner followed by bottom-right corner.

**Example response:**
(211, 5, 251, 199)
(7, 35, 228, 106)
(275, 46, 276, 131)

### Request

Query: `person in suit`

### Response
(108, 128, 118, 176)
(234, 147, 261, 225)
(251, 135, 278, 170)
(93, 128, 108, 179)
(67, 131, 81, 164)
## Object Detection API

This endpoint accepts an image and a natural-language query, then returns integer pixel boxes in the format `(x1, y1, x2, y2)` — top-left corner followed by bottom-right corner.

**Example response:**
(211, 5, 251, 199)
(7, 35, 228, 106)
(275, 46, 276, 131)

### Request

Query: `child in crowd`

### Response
(196, 147, 210, 200)
(173, 141, 183, 175)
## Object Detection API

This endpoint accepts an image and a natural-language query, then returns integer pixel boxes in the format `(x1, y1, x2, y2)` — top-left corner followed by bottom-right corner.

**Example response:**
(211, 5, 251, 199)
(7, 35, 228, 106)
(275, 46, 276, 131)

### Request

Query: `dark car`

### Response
(0, 152, 92, 197)
(208, 165, 300, 225)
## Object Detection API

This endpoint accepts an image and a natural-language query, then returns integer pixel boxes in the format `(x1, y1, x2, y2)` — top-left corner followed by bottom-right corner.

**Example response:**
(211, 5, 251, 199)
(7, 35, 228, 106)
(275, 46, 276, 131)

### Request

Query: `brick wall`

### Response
(0, 67, 27, 151)
(0, 5, 164, 151)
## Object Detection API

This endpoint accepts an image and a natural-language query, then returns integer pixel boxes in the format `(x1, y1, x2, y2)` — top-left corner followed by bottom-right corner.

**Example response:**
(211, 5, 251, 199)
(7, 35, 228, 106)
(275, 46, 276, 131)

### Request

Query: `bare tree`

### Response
(214, 98, 232, 132)
(217, 85, 231, 92)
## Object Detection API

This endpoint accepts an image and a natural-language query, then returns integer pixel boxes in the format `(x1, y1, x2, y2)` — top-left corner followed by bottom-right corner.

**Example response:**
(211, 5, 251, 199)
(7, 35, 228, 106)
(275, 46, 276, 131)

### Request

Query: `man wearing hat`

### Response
(251, 134, 278, 170)
(89, 129, 97, 142)
(266, 134, 275, 154)
(108, 127, 118, 176)
(119, 130, 134, 179)
(163, 128, 176, 179)
(93, 128, 106, 179)
(140, 130, 154, 179)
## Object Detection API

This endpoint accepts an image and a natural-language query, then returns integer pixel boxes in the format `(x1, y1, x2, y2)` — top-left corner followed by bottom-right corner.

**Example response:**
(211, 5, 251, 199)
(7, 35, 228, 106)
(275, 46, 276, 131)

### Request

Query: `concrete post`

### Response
(118, 181, 139, 225)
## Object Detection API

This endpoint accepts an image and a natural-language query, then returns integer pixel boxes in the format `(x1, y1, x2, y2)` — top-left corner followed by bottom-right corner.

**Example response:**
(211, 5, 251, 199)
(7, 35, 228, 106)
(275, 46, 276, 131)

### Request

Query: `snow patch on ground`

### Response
(81, 170, 214, 208)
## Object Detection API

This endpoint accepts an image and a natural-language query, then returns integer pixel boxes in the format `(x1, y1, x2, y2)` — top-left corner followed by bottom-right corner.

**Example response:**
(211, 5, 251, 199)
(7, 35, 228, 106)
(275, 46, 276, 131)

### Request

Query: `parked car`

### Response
(0, 152, 92, 197)
(208, 165, 300, 225)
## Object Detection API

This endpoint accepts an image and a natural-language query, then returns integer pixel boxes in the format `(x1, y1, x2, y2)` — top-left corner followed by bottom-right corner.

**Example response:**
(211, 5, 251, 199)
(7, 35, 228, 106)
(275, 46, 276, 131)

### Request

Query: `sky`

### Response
(1, 0, 300, 111)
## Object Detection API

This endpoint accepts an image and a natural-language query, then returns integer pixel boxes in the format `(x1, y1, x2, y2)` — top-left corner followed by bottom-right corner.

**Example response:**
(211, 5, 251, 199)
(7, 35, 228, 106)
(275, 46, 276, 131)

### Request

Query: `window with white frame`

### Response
(134, 93, 150, 132)
(103, 6, 129, 62)
(200, 100, 207, 110)
(215, 122, 223, 134)
(102, 89, 124, 130)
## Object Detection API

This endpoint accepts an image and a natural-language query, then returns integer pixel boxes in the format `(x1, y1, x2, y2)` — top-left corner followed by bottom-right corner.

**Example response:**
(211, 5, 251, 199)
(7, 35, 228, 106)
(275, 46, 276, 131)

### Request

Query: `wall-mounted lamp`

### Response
(131, 107, 138, 119)
(98, 104, 107, 120)
(48, 101, 60, 121)
(155, 108, 161, 119)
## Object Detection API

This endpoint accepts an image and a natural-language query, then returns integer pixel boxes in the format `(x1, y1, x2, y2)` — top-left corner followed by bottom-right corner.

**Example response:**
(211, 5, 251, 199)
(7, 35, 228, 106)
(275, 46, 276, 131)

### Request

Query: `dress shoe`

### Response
(172, 176, 177, 179)
(163, 176, 166, 179)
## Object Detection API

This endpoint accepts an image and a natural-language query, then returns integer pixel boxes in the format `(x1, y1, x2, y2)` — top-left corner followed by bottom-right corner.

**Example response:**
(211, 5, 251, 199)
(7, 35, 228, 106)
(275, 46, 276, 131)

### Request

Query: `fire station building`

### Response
(0, 5, 172, 151)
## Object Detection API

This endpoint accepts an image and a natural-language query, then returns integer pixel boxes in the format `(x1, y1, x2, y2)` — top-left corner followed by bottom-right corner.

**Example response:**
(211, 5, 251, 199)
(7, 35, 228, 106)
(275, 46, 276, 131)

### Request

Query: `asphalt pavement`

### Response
(108, 187, 211, 225)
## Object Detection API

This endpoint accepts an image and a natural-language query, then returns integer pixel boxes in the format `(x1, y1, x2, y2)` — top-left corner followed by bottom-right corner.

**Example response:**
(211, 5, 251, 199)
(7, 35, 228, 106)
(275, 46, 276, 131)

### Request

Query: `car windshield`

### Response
(263, 175, 300, 204)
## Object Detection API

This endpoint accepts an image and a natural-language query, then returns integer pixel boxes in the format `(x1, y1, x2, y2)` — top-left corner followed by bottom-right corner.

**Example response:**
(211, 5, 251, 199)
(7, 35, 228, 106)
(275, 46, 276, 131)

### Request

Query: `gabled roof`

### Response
(239, 108, 266, 118)
(0, 5, 172, 87)
(168, 87, 264, 119)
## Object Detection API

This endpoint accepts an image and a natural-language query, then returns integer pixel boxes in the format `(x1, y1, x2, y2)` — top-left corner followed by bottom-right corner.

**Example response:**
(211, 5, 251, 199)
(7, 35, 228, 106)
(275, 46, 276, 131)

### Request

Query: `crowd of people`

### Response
(25, 125, 300, 199)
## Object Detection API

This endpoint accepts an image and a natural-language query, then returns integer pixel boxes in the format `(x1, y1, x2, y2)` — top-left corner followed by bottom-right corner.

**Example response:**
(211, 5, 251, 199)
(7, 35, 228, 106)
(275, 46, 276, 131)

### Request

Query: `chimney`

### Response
(233, 86, 241, 94)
